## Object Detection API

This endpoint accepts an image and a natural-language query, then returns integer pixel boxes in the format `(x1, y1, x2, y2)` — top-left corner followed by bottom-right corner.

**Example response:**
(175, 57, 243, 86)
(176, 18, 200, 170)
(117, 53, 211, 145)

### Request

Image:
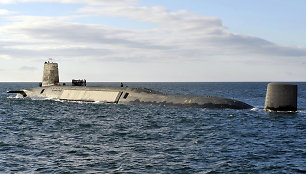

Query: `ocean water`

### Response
(0, 82, 305, 173)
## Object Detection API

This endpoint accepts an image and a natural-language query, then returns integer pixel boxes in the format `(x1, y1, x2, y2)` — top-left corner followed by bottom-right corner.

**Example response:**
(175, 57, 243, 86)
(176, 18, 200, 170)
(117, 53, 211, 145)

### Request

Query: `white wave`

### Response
(30, 96, 50, 101)
(7, 94, 23, 99)
(265, 109, 298, 113)
(250, 107, 266, 112)
(198, 160, 230, 174)
(250, 107, 259, 111)
(93, 101, 102, 104)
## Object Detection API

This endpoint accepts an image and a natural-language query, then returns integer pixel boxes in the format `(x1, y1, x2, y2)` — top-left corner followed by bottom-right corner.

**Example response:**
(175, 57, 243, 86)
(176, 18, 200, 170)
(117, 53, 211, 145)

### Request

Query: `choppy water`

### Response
(1, 82, 305, 173)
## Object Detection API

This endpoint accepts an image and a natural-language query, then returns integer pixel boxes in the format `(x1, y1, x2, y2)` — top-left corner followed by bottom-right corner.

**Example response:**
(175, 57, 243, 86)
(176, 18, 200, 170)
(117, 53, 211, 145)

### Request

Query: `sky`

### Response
(0, 0, 305, 82)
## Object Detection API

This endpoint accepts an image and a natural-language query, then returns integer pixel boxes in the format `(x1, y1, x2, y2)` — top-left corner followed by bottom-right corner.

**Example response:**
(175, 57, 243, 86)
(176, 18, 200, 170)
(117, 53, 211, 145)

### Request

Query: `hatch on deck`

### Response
(72, 79, 86, 86)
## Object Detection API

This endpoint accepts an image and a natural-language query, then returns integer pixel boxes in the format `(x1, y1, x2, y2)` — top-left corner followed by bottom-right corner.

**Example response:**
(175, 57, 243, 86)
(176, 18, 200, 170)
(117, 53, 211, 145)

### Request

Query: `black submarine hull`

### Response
(8, 85, 253, 110)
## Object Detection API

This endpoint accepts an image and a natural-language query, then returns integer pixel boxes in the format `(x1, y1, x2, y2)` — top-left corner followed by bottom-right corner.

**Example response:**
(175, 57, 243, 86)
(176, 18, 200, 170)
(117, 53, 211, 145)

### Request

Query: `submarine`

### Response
(7, 62, 253, 110)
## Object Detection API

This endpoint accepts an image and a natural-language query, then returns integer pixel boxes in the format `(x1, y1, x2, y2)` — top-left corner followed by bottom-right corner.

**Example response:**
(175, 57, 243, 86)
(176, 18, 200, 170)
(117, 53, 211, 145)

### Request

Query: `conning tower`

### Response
(42, 62, 59, 86)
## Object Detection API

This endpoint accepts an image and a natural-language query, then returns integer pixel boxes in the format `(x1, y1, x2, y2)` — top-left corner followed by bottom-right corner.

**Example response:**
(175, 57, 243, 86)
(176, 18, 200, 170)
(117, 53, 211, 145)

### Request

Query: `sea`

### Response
(0, 82, 305, 173)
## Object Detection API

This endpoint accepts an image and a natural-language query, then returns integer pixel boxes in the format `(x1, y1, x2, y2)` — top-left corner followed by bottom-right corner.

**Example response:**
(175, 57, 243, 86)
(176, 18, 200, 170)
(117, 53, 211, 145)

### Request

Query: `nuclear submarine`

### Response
(7, 62, 253, 109)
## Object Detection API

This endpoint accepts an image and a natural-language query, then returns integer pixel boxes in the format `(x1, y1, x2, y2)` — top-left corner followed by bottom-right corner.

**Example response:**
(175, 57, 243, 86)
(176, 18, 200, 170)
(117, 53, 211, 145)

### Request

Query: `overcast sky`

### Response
(0, 0, 305, 82)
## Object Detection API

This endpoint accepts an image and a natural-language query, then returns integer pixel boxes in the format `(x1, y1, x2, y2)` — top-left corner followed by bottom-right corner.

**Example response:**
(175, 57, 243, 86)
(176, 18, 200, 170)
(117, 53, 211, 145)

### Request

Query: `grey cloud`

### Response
(76, 5, 306, 59)
(1, 4, 306, 64)
(78, 6, 224, 31)
(191, 33, 306, 58)
(229, 36, 306, 57)
(257, 44, 306, 57)
(19, 66, 37, 71)
(19, 23, 173, 50)
(0, 46, 113, 59)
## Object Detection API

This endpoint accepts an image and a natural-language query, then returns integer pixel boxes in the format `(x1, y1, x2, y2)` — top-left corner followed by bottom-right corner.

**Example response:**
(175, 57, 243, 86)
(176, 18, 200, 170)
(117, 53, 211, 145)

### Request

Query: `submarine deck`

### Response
(10, 85, 253, 110)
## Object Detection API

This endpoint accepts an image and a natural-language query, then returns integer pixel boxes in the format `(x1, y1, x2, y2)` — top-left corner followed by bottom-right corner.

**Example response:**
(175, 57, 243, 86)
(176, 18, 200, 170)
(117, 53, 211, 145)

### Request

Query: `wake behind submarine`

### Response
(7, 62, 253, 110)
